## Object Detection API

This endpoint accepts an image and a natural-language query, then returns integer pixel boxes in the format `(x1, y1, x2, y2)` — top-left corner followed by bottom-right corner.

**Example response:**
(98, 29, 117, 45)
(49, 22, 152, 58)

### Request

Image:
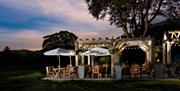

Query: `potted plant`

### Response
(153, 46, 164, 79)
(114, 53, 122, 79)
(114, 63, 122, 79)
(78, 56, 85, 79)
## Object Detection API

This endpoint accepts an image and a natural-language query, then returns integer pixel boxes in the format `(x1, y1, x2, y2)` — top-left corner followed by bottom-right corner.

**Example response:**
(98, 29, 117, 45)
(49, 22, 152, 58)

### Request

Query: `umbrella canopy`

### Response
(44, 48, 75, 68)
(44, 48, 75, 56)
(81, 47, 110, 56)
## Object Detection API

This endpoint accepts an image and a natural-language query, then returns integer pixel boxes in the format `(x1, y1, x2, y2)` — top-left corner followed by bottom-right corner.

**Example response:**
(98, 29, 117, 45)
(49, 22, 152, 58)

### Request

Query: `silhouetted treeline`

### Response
(0, 50, 41, 65)
(0, 49, 76, 71)
(0, 49, 46, 70)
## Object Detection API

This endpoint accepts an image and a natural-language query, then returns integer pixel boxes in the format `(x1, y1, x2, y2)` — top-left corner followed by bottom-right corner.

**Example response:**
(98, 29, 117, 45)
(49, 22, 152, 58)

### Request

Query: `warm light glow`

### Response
(157, 59, 160, 62)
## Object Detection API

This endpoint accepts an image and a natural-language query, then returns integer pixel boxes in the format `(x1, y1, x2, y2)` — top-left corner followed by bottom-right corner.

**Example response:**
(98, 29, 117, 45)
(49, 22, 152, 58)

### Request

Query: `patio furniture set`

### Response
(46, 65, 76, 79)
(45, 64, 110, 79)
(122, 63, 149, 78)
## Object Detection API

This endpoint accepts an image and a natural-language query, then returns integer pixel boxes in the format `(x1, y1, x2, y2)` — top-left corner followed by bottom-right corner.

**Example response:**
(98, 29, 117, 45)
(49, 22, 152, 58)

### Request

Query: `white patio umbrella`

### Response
(44, 48, 75, 68)
(80, 47, 110, 66)
(81, 47, 110, 56)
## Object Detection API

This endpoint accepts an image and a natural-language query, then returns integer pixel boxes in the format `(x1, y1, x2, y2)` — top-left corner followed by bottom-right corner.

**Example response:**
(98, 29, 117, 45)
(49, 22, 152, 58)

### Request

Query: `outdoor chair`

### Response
(122, 64, 129, 75)
(85, 65, 91, 78)
(130, 64, 140, 78)
(63, 66, 76, 79)
(67, 65, 72, 68)
(92, 66, 100, 78)
(69, 66, 77, 78)
(102, 64, 108, 77)
(63, 67, 71, 79)
(88, 66, 92, 77)
(46, 66, 50, 75)
(46, 66, 56, 78)
(141, 64, 148, 75)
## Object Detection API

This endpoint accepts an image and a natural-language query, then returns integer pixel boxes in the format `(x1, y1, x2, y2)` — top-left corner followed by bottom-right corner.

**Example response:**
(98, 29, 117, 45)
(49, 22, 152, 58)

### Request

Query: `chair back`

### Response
(141, 63, 148, 73)
(49, 66, 55, 73)
(69, 66, 75, 73)
(102, 64, 108, 72)
(92, 66, 99, 74)
(131, 64, 139, 73)
(122, 64, 127, 69)
(67, 65, 72, 68)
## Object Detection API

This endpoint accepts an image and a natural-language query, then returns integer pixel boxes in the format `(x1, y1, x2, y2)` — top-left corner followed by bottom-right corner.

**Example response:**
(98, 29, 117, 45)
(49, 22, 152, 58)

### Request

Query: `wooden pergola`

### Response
(114, 38, 154, 71)
(76, 37, 154, 78)
(163, 30, 180, 65)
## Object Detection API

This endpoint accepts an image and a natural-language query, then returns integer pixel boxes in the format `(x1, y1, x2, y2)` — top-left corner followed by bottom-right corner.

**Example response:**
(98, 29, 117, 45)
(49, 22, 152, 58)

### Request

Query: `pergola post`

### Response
(81, 55, 84, 64)
(88, 55, 90, 65)
(150, 40, 154, 64)
(167, 41, 171, 64)
(111, 54, 114, 78)
(91, 55, 95, 78)
(75, 55, 78, 66)
(163, 43, 166, 65)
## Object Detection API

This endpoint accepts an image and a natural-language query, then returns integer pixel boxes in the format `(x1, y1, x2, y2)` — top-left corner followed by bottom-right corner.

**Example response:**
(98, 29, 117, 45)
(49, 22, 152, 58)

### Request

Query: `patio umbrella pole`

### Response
(70, 55, 72, 66)
(58, 55, 60, 68)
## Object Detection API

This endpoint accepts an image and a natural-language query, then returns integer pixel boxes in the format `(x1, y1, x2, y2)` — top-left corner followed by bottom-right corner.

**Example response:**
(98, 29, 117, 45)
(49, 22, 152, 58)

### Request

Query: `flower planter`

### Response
(154, 63, 164, 79)
(115, 65, 122, 79)
(78, 65, 85, 79)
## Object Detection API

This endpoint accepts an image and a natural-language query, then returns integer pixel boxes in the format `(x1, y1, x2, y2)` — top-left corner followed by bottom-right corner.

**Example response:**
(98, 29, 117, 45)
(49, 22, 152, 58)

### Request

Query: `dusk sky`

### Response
(0, 0, 123, 51)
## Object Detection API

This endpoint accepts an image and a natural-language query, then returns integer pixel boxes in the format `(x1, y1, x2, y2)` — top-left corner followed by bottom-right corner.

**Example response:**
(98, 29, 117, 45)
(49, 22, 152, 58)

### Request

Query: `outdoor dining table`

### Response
(53, 67, 66, 79)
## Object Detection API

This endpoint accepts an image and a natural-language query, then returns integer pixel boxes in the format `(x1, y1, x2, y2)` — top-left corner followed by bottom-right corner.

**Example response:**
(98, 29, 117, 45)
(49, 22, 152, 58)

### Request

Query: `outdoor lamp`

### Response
(157, 59, 160, 62)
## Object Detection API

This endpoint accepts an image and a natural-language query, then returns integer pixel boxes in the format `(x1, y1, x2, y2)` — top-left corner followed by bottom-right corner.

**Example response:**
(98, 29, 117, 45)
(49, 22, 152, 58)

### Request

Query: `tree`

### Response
(85, 0, 180, 38)
(3, 46, 10, 52)
(42, 31, 78, 51)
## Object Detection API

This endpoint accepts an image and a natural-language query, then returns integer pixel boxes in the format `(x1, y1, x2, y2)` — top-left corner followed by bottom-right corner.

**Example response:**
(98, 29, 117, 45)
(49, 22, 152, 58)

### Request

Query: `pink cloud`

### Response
(0, 0, 123, 51)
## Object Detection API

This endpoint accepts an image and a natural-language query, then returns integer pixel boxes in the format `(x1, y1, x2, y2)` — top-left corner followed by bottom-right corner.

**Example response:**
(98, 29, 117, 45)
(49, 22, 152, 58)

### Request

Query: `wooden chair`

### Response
(141, 64, 148, 75)
(69, 66, 76, 78)
(63, 65, 71, 79)
(85, 65, 91, 78)
(46, 66, 50, 75)
(46, 66, 56, 78)
(102, 64, 108, 77)
(63, 66, 76, 79)
(122, 64, 129, 75)
(92, 66, 100, 78)
(53, 67, 63, 79)
(67, 65, 72, 68)
(130, 64, 140, 78)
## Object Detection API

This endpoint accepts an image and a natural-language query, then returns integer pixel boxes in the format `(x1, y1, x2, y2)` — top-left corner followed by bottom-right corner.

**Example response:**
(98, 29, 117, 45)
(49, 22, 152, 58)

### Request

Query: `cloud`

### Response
(0, 29, 44, 51)
(0, 0, 123, 51)
(37, 0, 112, 29)
(0, 26, 122, 51)
(1, 0, 114, 31)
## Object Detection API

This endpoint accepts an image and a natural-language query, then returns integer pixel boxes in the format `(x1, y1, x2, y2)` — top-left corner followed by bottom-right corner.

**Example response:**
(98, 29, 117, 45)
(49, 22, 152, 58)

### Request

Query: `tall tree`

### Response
(85, 0, 180, 38)
(3, 46, 10, 52)
(42, 31, 78, 51)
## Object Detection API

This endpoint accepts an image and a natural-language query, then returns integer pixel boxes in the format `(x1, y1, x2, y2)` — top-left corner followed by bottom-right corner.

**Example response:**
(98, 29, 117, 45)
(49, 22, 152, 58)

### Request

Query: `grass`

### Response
(0, 67, 180, 91)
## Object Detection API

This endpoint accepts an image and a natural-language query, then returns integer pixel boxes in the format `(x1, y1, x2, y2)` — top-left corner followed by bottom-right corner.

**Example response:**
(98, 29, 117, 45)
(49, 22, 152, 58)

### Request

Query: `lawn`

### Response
(0, 66, 180, 91)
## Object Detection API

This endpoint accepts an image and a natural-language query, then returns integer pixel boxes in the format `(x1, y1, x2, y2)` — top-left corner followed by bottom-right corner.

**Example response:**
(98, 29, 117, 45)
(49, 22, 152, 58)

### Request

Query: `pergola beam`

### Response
(163, 30, 180, 65)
